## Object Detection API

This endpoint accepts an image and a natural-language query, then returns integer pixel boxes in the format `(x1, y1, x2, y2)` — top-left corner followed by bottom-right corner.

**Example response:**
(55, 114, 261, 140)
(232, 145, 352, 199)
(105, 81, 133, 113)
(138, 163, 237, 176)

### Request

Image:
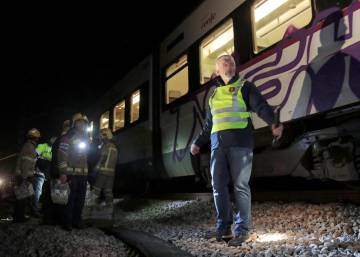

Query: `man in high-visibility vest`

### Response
(191, 55, 283, 246)
(34, 137, 56, 211)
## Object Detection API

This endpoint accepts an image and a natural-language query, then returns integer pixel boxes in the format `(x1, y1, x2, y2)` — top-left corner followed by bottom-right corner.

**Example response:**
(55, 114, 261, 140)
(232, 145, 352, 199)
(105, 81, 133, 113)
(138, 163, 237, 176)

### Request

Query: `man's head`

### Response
(216, 55, 236, 83)
(100, 128, 113, 141)
(61, 120, 71, 135)
(72, 113, 88, 134)
(27, 128, 41, 142)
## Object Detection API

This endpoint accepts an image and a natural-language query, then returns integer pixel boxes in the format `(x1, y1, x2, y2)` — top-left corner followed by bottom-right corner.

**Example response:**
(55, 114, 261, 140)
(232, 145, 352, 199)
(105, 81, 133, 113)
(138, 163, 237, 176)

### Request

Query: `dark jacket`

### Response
(193, 75, 275, 150)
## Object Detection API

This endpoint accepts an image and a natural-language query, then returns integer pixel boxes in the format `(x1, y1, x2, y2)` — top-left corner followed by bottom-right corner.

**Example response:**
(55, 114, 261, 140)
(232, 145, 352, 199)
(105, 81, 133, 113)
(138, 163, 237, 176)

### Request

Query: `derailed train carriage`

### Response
(89, 0, 360, 191)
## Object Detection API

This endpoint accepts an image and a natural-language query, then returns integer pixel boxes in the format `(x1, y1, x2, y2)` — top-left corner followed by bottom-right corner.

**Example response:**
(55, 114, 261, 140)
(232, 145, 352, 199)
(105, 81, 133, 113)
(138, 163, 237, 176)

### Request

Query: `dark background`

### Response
(0, 2, 203, 160)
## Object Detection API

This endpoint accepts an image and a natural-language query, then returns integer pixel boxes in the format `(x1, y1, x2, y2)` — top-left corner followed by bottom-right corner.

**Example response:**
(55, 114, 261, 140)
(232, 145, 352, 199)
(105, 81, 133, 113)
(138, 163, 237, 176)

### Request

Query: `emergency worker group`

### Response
(12, 55, 283, 245)
(13, 113, 118, 231)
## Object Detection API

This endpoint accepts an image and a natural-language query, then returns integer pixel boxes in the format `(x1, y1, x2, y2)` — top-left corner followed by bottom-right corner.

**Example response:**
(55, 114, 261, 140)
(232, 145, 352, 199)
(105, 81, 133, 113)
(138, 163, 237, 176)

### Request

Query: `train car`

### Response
(89, 56, 160, 190)
(91, 0, 360, 190)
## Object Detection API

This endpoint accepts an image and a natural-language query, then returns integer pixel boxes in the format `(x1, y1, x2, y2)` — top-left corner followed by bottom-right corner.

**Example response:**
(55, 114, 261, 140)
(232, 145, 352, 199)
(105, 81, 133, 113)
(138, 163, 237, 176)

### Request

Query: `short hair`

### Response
(215, 55, 235, 71)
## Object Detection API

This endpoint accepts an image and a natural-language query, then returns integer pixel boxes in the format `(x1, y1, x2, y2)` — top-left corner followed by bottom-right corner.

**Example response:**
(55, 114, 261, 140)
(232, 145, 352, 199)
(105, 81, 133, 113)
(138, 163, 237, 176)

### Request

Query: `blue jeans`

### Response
(210, 147, 253, 236)
(33, 174, 45, 210)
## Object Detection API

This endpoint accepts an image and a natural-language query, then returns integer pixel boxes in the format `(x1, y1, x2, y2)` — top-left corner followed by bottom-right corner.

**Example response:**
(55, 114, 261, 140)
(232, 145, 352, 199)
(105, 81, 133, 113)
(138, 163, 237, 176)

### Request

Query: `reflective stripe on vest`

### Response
(209, 78, 250, 134)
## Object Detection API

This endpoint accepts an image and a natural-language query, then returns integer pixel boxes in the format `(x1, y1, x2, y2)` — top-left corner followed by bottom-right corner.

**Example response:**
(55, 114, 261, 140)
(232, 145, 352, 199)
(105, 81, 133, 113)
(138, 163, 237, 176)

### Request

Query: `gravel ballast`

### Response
(114, 198, 360, 257)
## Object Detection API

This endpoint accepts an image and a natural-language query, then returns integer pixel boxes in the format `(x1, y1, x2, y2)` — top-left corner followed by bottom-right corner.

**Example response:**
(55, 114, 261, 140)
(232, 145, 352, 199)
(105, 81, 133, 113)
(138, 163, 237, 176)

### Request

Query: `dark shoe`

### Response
(228, 233, 249, 246)
(205, 227, 232, 242)
(62, 224, 73, 231)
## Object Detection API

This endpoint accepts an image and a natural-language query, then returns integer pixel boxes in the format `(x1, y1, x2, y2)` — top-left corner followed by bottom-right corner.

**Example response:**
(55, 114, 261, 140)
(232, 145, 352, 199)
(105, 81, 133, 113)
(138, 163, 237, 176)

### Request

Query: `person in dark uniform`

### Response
(13, 128, 41, 222)
(92, 128, 118, 206)
(42, 120, 70, 225)
(57, 113, 89, 230)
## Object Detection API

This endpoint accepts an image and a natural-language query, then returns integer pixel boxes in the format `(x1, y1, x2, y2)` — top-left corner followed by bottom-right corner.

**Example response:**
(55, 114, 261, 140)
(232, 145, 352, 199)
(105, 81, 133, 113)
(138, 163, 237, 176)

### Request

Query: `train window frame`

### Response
(112, 99, 126, 132)
(111, 81, 149, 135)
(199, 18, 235, 85)
(130, 89, 141, 124)
(251, 0, 313, 54)
(99, 111, 110, 129)
(163, 54, 190, 105)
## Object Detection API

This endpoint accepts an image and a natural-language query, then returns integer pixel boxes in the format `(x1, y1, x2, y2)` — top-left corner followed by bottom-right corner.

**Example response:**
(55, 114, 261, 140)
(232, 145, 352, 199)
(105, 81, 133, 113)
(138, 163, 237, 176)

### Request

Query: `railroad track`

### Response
(101, 227, 192, 257)
(138, 189, 360, 204)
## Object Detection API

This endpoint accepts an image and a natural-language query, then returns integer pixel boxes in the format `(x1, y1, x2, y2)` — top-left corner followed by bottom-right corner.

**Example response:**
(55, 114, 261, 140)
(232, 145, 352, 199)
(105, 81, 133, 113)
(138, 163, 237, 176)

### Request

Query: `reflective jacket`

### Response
(209, 77, 250, 134)
(57, 129, 88, 176)
(36, 143, 52, 161)
(15, 140, 37, 178)
(95, 141, 118, 176)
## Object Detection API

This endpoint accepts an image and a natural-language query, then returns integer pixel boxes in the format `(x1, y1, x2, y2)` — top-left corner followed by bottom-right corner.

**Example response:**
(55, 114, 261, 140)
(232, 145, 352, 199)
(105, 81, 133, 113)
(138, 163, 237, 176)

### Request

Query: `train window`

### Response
(165, 55, 189, 104)
(316, 0, 352, 11)
(252, 0, 313, 54)
(199, 19, 234, 85)
(113, 100, 125, 131)
(100, 111, 109, 129)
(130, 90, 140, 123)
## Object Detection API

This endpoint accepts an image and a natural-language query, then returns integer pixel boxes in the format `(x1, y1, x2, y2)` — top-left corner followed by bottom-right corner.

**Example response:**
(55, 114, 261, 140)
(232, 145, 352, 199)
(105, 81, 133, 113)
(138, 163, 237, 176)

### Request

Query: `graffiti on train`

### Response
(171, 3, 360, 162)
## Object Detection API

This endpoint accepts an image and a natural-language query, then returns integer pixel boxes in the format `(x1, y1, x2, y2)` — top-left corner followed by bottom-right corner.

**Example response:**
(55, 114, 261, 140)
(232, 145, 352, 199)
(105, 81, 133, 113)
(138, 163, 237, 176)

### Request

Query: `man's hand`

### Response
(271, 123, 284, 140)
(190, 144, 200, 155)
(59, 174, 67, 184)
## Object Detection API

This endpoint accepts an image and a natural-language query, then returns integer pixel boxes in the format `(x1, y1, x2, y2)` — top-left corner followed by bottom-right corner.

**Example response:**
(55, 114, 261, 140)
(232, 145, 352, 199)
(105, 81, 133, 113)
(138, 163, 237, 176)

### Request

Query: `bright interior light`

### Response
(202, 27, 233, 57)
(254, 0, 288, 22)
(87, 123, 93, 132)
(0, 179, 3, 186)
(78, 142, 87, 149)
(256, 233, 288, 242)
(132, 93, 140, 104)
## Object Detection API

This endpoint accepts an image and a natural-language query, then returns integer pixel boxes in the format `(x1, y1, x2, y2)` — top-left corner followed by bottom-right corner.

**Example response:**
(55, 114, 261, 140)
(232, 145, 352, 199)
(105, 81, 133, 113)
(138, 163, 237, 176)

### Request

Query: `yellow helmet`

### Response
(27, 128, 41, 138)
(72, 113, 88, 126)
(100, 128, 113, 140)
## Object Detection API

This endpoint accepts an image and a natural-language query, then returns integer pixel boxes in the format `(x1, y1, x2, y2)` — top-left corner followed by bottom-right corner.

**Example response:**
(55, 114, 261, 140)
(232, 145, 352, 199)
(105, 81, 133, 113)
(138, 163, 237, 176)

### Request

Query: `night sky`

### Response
(0, 2, 203, 158)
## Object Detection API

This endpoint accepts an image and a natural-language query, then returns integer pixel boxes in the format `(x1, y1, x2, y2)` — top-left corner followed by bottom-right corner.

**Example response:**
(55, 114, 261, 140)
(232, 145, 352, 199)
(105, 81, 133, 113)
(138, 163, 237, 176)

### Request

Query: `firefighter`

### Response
(92, 128, 118, 206)
(13, 128, 41, 222)
(57, 113, 89, 230)
(42, 120, 70, 225)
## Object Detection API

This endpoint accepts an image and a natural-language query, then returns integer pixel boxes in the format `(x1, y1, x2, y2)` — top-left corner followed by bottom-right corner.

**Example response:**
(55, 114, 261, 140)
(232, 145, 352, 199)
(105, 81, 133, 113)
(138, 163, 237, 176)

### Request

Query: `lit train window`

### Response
(199, 19, 234, 85)
(252, 0, 312, 54)
(113, 100, 125, 131)
(100, 111, 109, 129)
(130, 90, 140, 123)
(165, 55, 189, 104)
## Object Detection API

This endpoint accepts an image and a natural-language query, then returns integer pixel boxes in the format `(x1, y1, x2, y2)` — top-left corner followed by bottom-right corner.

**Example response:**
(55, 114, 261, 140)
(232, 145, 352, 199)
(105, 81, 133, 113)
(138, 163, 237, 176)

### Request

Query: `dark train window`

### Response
(130, 90, 140, 123)
(113, 100, 125, 131)
(100, 111, 109, 129)
(165, 55, 189, 104)
(315, 0, 353, 11)
(199, 19, 234, 85)
(251, 0, 313, 54)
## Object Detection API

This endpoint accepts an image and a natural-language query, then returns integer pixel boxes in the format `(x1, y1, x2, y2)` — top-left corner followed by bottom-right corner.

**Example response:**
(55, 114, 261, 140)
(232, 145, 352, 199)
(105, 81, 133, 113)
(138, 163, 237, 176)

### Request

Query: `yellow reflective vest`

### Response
(209, 78, 251, 134)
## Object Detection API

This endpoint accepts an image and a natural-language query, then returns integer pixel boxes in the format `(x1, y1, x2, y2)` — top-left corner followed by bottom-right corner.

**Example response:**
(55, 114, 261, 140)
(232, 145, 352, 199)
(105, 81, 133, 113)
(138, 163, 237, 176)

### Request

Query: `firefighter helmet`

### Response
(100, 128, 113, 140)
(72, 113, 88, 127)
(27, 128, 41, 138)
